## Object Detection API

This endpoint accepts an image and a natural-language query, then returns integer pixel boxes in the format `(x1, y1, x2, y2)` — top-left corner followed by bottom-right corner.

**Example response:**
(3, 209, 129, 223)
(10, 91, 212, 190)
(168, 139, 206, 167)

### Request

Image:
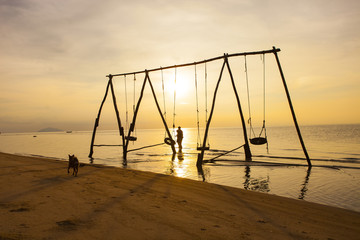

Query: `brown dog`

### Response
(68, 154, 79, 177)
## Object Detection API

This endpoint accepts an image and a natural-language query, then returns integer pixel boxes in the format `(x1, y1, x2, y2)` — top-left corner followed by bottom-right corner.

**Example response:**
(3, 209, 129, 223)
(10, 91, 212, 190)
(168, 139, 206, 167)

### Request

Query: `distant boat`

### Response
(66, 131, 72, 133)
(38, 127, 63, 132)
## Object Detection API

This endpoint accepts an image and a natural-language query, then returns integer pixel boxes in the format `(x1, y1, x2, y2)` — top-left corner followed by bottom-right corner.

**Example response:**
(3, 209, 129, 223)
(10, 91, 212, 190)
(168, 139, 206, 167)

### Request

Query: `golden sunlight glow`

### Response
(166, 75, 192, 100)
(1, 1, 359, 133)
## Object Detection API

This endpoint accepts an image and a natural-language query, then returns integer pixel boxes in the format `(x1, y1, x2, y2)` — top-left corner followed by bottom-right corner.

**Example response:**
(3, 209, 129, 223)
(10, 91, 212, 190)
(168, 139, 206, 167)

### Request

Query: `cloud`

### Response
(0, 0, 359, 131)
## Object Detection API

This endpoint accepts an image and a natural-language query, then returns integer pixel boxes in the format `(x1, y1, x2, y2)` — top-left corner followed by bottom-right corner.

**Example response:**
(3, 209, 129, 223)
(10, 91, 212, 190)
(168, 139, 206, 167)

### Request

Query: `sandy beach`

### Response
(0, 152, 359, 239)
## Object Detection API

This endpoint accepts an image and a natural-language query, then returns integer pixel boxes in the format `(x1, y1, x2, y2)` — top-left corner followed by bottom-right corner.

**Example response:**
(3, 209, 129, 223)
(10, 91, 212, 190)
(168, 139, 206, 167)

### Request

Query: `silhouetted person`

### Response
(176, 126, 183, 151)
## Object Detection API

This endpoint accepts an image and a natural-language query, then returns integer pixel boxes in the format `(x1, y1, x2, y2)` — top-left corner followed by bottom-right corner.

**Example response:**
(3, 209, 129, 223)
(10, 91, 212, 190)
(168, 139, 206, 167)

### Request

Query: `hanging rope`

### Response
(124, 75, 137, 142)
(161, 68, 167, 120)
(195, 63, 210, 151)
(194, 64, 201, 147)
(245, 54, 268, 147)
(172, 68, 177, 137)
(261, 54, 269, 152)
(161, 68, 167, 138)
(133, 74, 137, 138)
(262, 54, 266, 123)
(244, 56, 256, 138)
(204, 62, 210, 148)
(133, 74, 136, 113)
(205, 62, 208, 124)
(124, 75, 129, 133)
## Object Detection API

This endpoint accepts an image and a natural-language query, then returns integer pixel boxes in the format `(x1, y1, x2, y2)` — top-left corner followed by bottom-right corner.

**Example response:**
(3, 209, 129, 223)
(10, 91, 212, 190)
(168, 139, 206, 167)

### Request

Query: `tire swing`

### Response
(244, 55, 268, 149)
(164, 137, 175, 146)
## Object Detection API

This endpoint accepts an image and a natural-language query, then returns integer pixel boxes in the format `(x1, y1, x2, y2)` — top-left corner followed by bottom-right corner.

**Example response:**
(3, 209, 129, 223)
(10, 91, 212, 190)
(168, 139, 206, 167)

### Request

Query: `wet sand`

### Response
(0, 152, 359, 240)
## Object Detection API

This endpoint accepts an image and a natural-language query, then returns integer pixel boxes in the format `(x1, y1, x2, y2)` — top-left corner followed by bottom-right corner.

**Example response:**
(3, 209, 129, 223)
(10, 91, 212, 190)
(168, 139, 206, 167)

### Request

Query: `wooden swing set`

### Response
(88, 47, 312, 167)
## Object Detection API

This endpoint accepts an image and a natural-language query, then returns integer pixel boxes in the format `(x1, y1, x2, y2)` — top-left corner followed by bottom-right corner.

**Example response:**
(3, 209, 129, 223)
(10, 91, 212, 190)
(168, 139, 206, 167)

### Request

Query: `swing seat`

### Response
(250, 137, 267, 145)
(164, 137, 175, 145)
(125, 136, 137, 141)
(197, 146, 210, 151)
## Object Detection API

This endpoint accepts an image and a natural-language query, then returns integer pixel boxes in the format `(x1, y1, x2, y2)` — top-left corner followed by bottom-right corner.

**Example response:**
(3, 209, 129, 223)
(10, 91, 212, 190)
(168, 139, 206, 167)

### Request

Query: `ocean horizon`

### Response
(1, 124, 359, 212)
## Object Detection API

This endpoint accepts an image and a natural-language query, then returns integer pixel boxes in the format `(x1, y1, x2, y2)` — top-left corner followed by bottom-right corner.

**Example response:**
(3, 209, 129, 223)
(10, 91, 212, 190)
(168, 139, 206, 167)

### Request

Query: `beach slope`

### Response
(0, 152, 359, 239)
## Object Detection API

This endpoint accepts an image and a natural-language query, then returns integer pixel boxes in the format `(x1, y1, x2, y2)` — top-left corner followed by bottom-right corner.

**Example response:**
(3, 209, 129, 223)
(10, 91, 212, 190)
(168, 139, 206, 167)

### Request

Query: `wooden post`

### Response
(146, 71, 176, 154)
(197, 60, 226, 166)
(272, 47, 312, 167)
(225, 55, 252, 161)
(108, 75, 126, 158)
(89, 79, 111, 158)
(124, 72, 148, 159)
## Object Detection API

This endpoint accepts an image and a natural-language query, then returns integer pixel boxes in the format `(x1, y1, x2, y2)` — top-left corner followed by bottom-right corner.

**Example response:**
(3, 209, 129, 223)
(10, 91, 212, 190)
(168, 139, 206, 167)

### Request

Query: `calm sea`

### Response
(1, 124, 359, 212)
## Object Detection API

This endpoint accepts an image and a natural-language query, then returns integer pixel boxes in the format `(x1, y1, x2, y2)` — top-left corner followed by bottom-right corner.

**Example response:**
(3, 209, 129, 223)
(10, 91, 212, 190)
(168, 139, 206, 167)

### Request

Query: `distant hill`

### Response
(38, 127, 63, 132)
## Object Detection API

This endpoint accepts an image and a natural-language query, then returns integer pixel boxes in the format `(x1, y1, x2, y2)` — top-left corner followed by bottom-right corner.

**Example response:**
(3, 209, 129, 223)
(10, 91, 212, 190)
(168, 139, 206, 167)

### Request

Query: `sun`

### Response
(166, 75, 192, 100)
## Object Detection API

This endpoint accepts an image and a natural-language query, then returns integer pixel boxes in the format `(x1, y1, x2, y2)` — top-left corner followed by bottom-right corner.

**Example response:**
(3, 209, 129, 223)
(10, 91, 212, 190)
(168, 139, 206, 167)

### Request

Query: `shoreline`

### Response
(0, 152, 359, 239)
(6, 151, 360, 212)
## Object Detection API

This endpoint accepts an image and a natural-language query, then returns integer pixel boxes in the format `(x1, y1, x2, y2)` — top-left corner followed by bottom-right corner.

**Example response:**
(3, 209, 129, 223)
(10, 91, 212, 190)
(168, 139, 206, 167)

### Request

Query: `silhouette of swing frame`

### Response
(89, 47, 312, 167)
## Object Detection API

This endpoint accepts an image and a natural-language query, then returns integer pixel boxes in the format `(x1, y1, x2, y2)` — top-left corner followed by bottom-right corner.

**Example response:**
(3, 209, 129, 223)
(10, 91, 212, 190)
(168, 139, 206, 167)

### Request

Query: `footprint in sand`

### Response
(56, 220, 77, 231)
(10, 207, 30, 212)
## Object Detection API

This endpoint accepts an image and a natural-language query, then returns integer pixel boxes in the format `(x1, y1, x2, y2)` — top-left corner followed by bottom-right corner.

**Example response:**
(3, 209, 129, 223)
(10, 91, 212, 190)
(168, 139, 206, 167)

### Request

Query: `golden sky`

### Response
(0, 0, 359, 132)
